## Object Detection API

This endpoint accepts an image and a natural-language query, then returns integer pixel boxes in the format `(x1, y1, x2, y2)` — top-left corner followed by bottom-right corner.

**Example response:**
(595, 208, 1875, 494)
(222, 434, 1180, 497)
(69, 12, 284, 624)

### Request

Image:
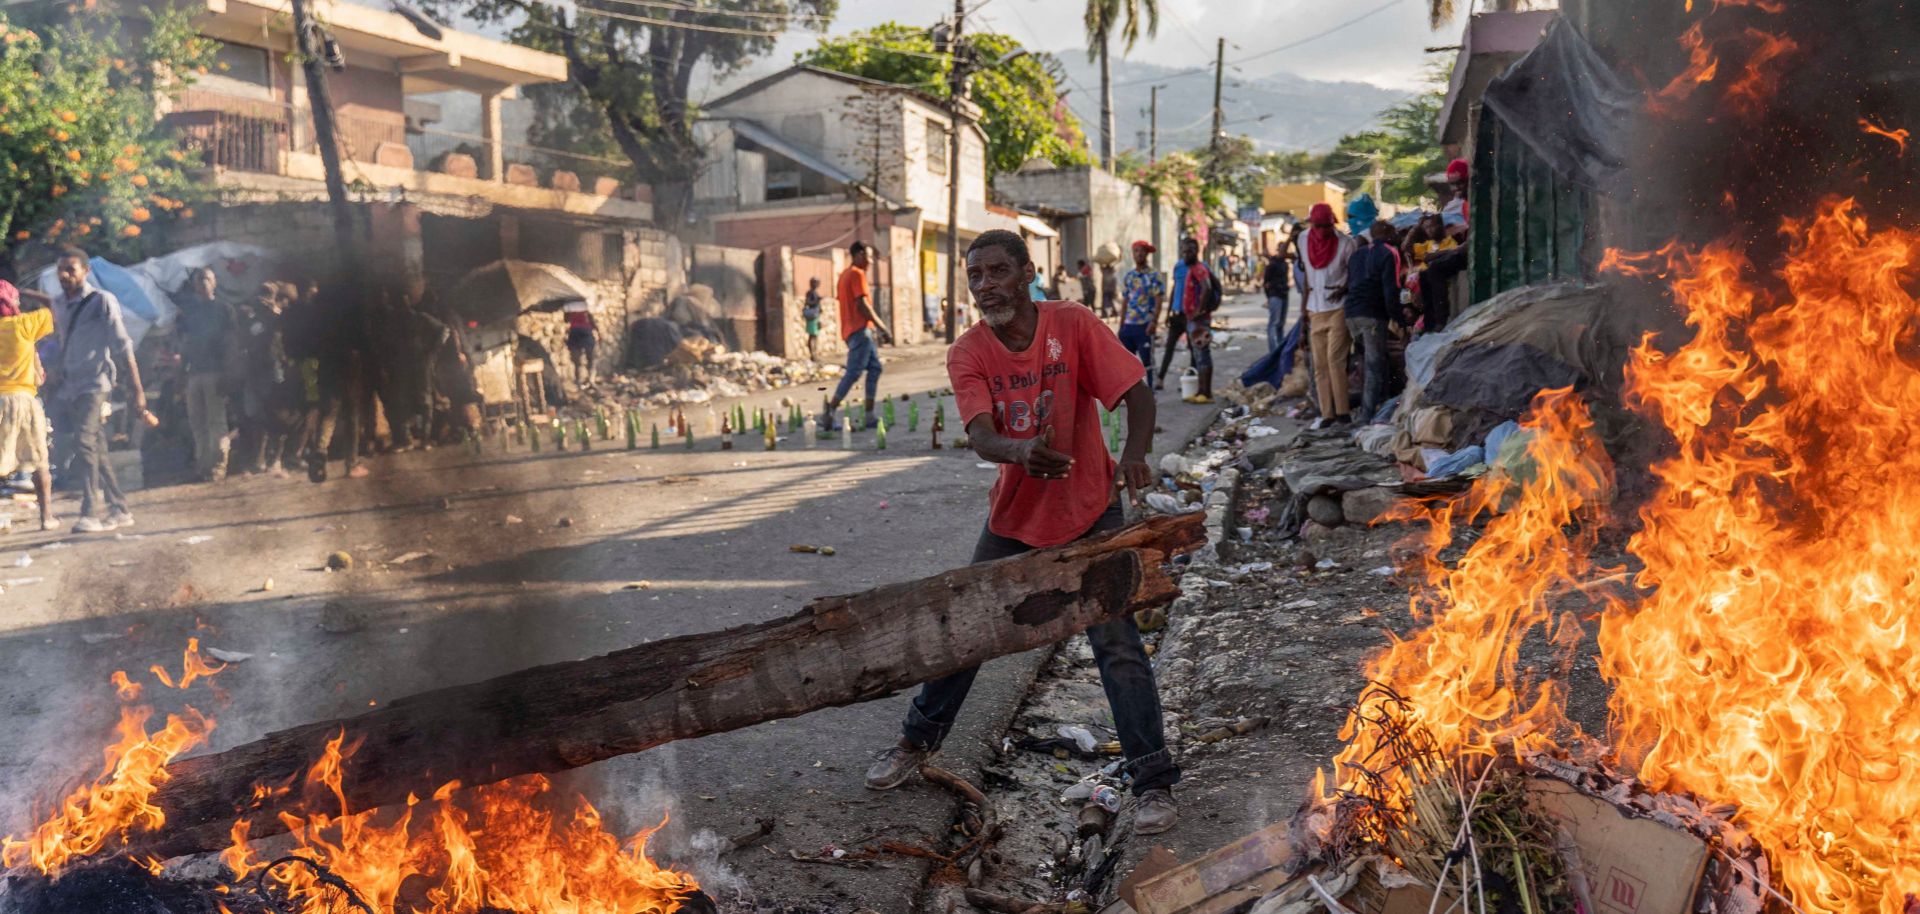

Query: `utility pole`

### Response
(1210, 37, 1225, 153)
(289, 0, 356, 257)
(942, 0, 967, 344)
(1149, 85, 1160, 164)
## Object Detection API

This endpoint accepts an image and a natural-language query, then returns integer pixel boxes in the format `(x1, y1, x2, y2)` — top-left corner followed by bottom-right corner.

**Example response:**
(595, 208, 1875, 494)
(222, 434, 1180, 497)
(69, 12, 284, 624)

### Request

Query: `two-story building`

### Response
(692, 65, 1022, 347)
(153, 0, 673, 387)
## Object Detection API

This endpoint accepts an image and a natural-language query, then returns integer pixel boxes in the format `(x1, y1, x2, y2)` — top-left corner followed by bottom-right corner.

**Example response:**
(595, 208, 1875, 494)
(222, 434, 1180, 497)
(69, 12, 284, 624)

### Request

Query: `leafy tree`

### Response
(436, 0, 837, 224)
(1083, 0, 1157, 169)
(799, 23, 1089, 178)
(1318, 71, 1448, 206)
(0, 5, 215, 274)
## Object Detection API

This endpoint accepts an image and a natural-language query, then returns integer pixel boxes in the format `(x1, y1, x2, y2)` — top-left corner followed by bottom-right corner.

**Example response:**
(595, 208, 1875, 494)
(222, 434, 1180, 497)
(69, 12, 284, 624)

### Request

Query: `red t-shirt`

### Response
(949, 301, 1146, 548)
(837, 265, 870, 340)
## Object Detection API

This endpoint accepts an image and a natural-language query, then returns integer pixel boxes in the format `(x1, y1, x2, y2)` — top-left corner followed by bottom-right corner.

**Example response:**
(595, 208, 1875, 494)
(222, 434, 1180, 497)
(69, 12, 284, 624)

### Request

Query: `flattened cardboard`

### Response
(1129, 822, 1295, 914)
(1526, 777, 1707, 914)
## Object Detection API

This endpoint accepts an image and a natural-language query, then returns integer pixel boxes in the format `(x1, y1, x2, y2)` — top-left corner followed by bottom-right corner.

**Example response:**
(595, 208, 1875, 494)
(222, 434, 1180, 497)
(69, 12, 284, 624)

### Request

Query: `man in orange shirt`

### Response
(863, 229, 1180, 835)
(0, 280, 57, 531)
(821, 241, 892, 429)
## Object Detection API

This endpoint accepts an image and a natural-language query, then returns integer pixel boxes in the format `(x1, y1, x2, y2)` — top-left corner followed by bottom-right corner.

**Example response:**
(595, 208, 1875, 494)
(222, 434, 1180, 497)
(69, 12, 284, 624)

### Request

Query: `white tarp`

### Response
(30, 242, 279, 346)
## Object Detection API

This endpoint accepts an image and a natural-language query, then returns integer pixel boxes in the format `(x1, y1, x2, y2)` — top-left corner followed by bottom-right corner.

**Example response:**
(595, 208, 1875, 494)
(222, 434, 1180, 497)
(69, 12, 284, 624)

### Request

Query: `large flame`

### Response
(221, 733, 700, 914)
(1600, 199, 1920, 914)
(1326, 389, 1613, 819)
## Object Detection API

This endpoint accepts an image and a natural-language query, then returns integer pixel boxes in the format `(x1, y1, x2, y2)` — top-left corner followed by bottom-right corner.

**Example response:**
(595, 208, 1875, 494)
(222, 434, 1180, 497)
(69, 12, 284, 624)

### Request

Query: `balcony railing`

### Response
(167, 90, 410, 174)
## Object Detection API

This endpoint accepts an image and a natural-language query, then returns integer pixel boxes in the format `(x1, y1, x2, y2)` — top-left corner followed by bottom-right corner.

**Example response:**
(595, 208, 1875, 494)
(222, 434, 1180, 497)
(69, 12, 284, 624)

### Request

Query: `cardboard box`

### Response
(1127, 823, 1296, 914)
(1526, 777, 1707, 914)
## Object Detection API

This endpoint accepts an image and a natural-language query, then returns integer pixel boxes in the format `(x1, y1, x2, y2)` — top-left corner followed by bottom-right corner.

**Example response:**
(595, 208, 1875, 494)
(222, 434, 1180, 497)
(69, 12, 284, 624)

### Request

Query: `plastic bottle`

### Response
(803, 413, 818, 448)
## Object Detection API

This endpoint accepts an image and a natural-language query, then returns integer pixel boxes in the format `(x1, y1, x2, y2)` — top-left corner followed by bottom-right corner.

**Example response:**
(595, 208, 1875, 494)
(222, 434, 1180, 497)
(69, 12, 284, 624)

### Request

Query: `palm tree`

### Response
(1084, 0, 1158, 170)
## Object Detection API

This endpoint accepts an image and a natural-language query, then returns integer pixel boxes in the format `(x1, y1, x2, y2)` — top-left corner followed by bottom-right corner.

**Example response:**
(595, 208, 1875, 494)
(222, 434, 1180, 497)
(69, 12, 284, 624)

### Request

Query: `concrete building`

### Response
(992, 162, 1178, 295)
(694, 66, 1019, 345)
(154, 0, 670, 394)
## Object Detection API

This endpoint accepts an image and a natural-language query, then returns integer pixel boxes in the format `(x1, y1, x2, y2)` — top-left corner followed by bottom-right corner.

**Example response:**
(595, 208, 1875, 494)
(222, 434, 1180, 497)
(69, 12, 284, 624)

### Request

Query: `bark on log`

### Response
(133, 513, 1204, 860)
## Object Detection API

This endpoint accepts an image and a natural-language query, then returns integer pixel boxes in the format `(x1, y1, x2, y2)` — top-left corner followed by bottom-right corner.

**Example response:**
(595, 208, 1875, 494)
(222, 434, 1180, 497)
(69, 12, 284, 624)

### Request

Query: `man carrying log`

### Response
(864, 228, 1181, 835)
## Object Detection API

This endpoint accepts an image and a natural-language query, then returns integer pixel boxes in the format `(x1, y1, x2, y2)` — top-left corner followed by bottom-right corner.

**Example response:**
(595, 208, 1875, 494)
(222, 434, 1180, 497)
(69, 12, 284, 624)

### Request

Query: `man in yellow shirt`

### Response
(0, 280, 56, 531)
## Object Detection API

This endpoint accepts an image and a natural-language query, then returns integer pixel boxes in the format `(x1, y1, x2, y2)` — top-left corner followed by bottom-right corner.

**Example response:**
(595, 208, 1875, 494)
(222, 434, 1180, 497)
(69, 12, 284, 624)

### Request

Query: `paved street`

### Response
(0, 292, 1270, 911)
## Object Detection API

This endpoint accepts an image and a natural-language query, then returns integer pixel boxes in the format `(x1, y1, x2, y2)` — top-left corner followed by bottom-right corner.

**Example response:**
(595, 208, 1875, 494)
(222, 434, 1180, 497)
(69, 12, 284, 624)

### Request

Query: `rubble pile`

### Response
(588, 337, 844, 413)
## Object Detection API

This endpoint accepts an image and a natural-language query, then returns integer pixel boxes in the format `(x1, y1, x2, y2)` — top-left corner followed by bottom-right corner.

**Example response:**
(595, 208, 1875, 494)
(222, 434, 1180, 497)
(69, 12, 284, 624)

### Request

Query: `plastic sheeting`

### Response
(1481, 16, 1636, 194)
(29, 242, 284, 348)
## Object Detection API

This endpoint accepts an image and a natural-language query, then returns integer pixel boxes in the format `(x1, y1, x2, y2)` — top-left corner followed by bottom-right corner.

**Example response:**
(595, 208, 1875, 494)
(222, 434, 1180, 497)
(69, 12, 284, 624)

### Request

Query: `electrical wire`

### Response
(593, 0, 837, 25)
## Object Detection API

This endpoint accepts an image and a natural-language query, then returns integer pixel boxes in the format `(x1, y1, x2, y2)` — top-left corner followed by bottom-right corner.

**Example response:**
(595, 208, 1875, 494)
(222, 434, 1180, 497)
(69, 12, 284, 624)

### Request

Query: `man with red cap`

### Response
(1300, 203, 1358, 427)
(0, 280, 57, 531)
(1116, 240, 1165, 370)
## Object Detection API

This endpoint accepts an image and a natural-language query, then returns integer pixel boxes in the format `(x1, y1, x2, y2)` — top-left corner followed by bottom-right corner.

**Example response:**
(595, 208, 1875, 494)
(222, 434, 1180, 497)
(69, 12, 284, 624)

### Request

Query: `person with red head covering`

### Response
(0, 280, 57, 531)
(1443, 159, 1471, 233)
(1300, 203, 1359, 427)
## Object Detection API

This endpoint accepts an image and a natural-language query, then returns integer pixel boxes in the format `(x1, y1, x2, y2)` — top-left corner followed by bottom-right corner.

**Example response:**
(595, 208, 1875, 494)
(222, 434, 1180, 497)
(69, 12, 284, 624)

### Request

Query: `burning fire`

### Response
(1325, 388, 1613, 826)
(222, 732, 700, 914)
(1328, 201, 1920, 914)
(1600, 199, 1920, 914)
(5, 652, 699, 914)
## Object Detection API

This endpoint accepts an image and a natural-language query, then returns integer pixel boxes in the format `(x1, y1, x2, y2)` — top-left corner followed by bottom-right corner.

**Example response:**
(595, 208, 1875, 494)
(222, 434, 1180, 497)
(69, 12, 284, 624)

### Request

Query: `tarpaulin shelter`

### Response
(1467, 16, 1636, 304)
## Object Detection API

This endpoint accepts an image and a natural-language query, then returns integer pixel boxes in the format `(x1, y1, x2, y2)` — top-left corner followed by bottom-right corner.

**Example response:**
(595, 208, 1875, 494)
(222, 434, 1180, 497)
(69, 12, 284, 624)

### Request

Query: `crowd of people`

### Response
(0, 246, 483, 535)
(1274, 160, 1472, 429)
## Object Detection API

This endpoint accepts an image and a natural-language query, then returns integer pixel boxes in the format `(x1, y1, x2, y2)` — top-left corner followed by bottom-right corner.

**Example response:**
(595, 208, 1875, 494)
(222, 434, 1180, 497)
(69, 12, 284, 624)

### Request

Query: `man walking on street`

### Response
(1262, 241, 1293, 354)
(50, 247, 153, 533)
(1176, 238, 1217, 404)
(1345, 220, 1402, 424)
(1117, 241, 1164, 371)
(863, 229, 1180, 835)
(0, 281, 58, 531)
(801, 277, 823, 362)
(1099, 259, 1118, 319)
(175, 267, 237, 481)
(820, 241, 891, 430)
(1076, 259, 1096, 311)
(1300, 204, 1358, 427)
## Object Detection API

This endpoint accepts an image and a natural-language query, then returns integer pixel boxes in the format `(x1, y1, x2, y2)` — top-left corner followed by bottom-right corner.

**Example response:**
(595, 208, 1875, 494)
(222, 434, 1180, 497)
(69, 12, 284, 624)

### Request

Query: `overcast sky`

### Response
(697, 0, 1451, 102)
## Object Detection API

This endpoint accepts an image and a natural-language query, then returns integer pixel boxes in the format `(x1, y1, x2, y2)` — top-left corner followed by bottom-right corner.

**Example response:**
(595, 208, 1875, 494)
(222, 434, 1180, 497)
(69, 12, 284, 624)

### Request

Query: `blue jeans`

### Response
(1265, 294, 1289, 354)
(831, 328, 883, 406)
(1117, 323, 1154, 372)
(903, 502, 1180, 795)
(1346, 316, 1390, 423)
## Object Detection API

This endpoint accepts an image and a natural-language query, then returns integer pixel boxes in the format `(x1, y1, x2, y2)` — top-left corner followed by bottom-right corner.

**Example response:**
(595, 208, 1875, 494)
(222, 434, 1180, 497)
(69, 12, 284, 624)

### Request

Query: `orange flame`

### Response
(111, 670, 143, 702)
(1, 705, 214, 874)
(1326, 389, 1614, 815)
(222, 732, 700, 913)
(1862, 118, 1911, 156)
(1723, 29, 1799, 114)
(148, 637, 227, 690)
(1598, 199, 1920, 914)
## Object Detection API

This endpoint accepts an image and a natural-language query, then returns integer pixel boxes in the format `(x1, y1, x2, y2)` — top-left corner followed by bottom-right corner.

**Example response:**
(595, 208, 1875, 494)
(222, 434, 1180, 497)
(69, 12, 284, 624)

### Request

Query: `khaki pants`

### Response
(1309, 311, 1351, 420)
(185, 372, 230, 478)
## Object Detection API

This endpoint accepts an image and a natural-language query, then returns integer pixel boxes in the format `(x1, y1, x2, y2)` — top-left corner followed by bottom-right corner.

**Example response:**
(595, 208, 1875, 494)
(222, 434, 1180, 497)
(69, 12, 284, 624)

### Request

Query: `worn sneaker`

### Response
(1134, 788, 1178, 835)
(105, 508, 134, 528)
(72, 516, 112, 534)
(864, 744, 930, 791)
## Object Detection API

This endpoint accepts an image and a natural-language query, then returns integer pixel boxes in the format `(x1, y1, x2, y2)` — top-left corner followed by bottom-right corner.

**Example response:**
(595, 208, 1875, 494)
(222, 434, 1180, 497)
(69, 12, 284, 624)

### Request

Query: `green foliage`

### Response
(438, 0, 837, 220)
(0, 5, 215, 266)
(1120, 150, 1208, 238)
(1083, 0, 1158, 57)
(1319, 78, 1449, 206)
(798, 22, 1088, 177)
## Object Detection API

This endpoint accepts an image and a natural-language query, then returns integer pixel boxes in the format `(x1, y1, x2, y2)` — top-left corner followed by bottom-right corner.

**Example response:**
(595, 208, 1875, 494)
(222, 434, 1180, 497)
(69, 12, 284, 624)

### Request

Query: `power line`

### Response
(587, 0, 837, 25)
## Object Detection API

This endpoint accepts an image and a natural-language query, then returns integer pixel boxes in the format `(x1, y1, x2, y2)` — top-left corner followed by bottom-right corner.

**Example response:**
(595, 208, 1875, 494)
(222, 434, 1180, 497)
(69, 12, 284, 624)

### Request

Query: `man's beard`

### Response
(981, 302, 1017, 327)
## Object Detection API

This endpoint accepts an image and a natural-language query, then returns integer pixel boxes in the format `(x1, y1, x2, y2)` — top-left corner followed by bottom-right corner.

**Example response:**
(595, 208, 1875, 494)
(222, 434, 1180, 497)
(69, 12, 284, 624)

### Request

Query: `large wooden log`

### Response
(133, 512, 1204, 860)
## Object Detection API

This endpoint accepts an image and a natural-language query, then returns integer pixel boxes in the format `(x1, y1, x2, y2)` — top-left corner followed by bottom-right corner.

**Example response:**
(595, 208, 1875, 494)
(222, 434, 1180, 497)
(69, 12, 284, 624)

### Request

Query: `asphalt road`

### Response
(0, 291, 1274, 912)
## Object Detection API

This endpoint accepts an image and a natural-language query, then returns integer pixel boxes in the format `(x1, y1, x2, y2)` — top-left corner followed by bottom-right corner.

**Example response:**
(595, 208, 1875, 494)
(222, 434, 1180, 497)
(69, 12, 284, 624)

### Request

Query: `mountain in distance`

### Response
(1051, 53, 1410, 155)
